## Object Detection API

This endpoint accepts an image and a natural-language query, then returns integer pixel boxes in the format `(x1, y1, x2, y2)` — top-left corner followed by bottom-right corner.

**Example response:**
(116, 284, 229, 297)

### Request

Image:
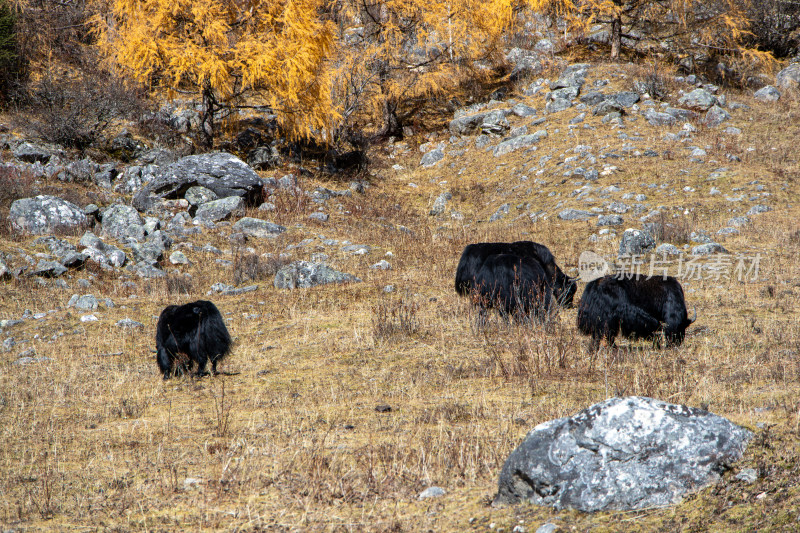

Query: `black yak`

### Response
(455, 241, 577, 307)
(471, 253, 553, 319)
(577, 275, 695, 352)
(155, 300, 232, 379)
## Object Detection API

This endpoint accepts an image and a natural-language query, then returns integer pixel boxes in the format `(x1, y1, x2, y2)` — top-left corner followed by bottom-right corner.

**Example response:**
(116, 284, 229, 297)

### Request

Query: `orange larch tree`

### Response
(94, 0, 336, 148)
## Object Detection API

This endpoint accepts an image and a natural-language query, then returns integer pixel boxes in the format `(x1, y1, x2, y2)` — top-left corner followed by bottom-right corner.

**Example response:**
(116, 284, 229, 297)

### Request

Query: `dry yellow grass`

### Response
(1, 62, 800, 531)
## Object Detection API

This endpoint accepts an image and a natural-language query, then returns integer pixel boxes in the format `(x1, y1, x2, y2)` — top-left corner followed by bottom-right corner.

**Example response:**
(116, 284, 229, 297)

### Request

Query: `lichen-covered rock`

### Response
(754, 85, 781, 102)
(494, 130, 548, 157)
(558, 208, 593, 221)
(619, 228, 655, 255)
(776, 63, 800, 91)
(494, 396, 752, 511)
(79, 231, 127, 268)
(678, 88, 718, 111)
(100, 204, 145, 242)
(33, 236, 87, 268)
(194, 196, 245, 223)
(429, 192, 452, 216)
(132, 152, 264, 211)
(643, 109, 676, 126)
(232, 217, 286, 238)
(9, 196, 87, 235)
(274, 261, 361, 289)
(33, 259, 67, 278)
(703, 105, 731, 128)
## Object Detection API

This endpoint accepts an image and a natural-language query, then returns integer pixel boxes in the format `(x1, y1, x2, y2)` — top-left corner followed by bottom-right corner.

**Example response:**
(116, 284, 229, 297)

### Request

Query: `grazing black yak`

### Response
(577, 275, 695, 352)
(471, 253, 553, 319)
(455, 241, 576, 307)
(155, 300, 232, 379)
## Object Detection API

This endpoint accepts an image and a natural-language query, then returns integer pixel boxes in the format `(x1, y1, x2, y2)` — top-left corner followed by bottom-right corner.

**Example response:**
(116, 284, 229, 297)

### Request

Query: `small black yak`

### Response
(155, 300, 232, 379)
(577, 275, 695, 351)
(455, 241, 577, 308)
(471, 253, 553, 318)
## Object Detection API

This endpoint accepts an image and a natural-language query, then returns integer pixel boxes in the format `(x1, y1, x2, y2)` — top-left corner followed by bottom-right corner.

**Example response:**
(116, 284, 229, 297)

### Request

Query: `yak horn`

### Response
(689, 306, 697, 323)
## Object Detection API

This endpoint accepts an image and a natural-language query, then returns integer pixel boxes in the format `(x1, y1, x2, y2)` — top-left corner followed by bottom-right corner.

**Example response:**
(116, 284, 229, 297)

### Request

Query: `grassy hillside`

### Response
(1, 62, 800, 531)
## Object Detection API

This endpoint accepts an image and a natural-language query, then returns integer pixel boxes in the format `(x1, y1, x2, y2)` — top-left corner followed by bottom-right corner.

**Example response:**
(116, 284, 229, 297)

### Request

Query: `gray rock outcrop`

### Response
(132, 152, 264, 211)
(494, 396, 752, 511)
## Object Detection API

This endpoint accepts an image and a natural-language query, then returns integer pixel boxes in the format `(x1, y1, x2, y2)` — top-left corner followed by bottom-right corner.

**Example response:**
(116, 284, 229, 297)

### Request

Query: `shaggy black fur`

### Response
(155, 300, 232, 379)
(454, 241, 576, 307)
(472, 253, 553, 319)
(577, 275, 695, 351)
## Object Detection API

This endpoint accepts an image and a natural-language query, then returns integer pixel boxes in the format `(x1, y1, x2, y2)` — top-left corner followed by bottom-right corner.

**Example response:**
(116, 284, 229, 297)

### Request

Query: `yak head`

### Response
(552, 270, 578, 308)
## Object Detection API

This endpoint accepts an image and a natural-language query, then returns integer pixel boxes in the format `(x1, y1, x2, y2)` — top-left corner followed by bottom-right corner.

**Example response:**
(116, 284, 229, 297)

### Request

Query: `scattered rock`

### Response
(232, 217, 286, 238)
(754, 86, 781, 102)
(420, 147, 445, 167)
(100, 204, 145, 242)
(194, 196, 245, 223)
(274, 261, 361, 289)
(33, 259, 67, 278)
(655, 243, 681, 256)
(116, 318, 144, 328)
(430, 192, 452, 216)
(597, 214, 623, 226)
(558, 208, 593, 221)
(703, 105, 731, 128)
(678, 88, 717, 111)
(747, 204, 771, 216)
(494, 396, 752, 511)
(619, 228, 655, 255)
(419, 486, 446, 499)
(68, 294, 100, 310)
(776, 63, 800, 91)
(494, 130, 548, 156)
(692, 243, 728, 255)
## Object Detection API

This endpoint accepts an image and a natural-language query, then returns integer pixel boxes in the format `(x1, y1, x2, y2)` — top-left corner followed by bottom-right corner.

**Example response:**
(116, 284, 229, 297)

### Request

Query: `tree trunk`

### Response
(376, 96, 401, 139)
(610, 14, 622, 59)
(200, 80, 215, 150)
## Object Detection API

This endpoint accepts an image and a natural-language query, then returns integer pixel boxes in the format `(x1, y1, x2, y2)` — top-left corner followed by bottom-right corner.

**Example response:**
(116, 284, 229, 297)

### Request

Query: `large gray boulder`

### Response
(100, 204, 145, 242)
(494, 396, 752, 511)
(274, 261, 361, 289)
(9, 196, 87, 235)
(776, 63, 800, 91)
(619, 228, 655, 255)
(678, 88, 718, 111)
(132, 152, 264, 211)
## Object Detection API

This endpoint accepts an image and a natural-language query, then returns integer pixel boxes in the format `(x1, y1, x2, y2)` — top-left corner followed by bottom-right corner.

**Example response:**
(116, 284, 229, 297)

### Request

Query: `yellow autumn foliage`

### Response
(93, 0, 336, 144)
(330, 0, 533, 138)
(527, 0, 775, 71)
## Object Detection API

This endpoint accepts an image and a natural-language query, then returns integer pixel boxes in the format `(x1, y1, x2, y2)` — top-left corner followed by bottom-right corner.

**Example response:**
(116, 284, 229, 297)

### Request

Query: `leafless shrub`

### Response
(373, 296, 421, 341)
(646, 211, 696, 245)
(165, 273, 194, 295)
(232, 252, 288, 285)
(23, 66, 146, 149)
(0, 164, 37, 210)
